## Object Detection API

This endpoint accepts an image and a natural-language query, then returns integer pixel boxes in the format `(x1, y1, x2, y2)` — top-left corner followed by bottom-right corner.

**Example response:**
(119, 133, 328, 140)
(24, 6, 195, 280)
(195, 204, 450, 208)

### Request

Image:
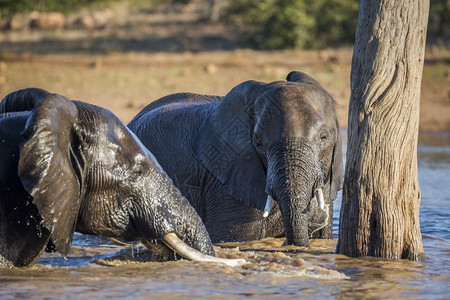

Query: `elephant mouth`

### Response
(309, 186, 330, 238)
(263, 187, 326, 218)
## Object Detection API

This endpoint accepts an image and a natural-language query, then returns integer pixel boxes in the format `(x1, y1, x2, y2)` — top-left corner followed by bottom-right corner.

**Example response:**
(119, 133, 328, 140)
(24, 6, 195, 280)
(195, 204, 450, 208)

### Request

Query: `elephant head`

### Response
(0, 88, 243, 267)
(194, 71, 343, 247)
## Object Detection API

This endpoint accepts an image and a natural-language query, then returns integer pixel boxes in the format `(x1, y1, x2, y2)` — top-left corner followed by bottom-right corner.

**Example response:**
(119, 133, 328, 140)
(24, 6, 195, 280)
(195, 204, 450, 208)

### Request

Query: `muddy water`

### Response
(0, 133, 449, 299)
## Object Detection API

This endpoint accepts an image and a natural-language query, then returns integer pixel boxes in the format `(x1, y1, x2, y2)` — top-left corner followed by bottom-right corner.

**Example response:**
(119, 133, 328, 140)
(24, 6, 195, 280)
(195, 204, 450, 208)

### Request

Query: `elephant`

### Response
(0, 88, 243, 268)
(128, 71, 344, 247)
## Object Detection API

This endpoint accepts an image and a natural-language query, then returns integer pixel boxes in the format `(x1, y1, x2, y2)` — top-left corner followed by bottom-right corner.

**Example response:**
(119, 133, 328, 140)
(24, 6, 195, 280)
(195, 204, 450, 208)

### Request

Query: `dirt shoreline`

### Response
(0, 1, 448, 132)
(1, 49, 448, 132)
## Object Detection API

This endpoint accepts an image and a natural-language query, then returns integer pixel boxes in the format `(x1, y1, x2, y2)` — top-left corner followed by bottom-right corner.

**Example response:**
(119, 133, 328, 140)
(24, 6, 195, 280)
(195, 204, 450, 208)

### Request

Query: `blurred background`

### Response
(0, 0, 448, 131)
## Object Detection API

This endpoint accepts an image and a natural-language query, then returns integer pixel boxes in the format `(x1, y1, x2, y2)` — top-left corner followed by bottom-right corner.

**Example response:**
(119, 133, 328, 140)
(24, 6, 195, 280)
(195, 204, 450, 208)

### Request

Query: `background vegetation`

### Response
(0, 0, 447, 49)
(0, 0, 100, 15)
(226, 0, 359, 49)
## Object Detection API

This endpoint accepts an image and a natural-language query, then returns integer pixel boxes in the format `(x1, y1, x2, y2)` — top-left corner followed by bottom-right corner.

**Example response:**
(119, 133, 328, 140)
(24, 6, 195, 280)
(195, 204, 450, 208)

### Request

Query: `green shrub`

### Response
(226, 0, 359, 49)
(309, 0, 360, 47)
(226, 0, 314, 49)
(428, 0, 449, 39)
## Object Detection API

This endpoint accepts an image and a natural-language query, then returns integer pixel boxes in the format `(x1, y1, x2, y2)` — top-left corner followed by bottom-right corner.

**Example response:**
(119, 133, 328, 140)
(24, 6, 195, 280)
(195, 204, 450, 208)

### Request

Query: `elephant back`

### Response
(130, 92, 221, 125)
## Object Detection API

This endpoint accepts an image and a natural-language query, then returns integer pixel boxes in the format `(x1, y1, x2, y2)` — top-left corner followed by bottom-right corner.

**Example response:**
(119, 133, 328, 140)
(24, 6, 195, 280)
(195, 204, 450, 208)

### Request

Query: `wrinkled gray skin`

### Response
(0, 88, 214, 268)
(128, 71, 344, 247)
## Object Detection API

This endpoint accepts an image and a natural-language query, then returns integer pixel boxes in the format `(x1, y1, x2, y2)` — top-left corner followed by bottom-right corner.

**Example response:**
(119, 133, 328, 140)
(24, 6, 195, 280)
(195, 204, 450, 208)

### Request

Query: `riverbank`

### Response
(0, 1, 448, 131)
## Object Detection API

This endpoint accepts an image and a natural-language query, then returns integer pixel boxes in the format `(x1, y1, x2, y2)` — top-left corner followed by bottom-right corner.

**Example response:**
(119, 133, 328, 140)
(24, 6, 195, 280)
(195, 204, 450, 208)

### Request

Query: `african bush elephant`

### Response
(0, 88, 243, 268)
(128, 71, 343, 247)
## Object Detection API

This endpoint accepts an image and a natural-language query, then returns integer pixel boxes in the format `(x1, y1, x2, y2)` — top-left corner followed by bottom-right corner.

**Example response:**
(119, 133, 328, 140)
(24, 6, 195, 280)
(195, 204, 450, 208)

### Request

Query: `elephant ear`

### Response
(286, 71, 325, 89)
(0, 88, 51, 114)
(193, 81, 269, 211)
(330, 128, 344, 200)
(18, 93, 80, 256)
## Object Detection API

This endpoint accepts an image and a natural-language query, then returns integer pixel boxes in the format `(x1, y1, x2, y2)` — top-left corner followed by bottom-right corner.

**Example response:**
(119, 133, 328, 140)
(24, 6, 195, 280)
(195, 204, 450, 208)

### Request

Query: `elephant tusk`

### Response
(314, 188, 325, 210)
(263, 195, 274, 218)
(161, 233, 245, 267)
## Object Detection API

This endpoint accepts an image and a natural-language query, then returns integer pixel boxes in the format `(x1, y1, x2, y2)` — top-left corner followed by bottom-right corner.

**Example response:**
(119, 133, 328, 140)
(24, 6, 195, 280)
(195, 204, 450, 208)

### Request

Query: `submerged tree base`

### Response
(337, 0, 429, 260)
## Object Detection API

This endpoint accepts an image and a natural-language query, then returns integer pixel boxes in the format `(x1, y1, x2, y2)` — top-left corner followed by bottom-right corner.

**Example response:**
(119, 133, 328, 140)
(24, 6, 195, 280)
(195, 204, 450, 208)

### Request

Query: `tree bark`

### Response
(336, 0, 429, 260)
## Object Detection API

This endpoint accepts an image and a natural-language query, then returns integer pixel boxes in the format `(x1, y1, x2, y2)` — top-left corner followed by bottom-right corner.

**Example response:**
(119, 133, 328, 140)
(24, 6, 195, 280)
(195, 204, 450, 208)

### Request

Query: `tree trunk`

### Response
(336, 0, 429, 260)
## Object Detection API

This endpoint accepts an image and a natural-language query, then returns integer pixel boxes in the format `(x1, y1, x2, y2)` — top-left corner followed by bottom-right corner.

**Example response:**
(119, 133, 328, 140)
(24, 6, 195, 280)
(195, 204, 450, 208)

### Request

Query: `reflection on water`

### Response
(0, 133, 449, 299)
(418, 133, 450, 243)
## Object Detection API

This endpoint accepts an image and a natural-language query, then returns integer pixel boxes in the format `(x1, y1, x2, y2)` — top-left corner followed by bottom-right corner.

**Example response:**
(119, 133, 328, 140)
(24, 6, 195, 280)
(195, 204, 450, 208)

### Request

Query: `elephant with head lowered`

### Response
(0, 88, 243, 268)
(128, 71, 344, 247)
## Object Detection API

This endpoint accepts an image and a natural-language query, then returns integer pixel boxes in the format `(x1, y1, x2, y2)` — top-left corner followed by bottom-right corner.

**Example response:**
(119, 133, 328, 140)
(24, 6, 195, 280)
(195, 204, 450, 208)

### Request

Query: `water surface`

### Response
(0, 133, 449, 299)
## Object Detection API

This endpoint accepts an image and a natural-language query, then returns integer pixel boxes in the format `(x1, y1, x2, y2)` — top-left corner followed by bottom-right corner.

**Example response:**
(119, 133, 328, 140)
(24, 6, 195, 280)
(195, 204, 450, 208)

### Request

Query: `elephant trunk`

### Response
(146, 195, 246, 266)
(145, 169, 215, 257)
(144, 180, 247, 266)
(267, 139, 323, 247)
(128, 164, 215, 259)
(170, 190, 216, 257)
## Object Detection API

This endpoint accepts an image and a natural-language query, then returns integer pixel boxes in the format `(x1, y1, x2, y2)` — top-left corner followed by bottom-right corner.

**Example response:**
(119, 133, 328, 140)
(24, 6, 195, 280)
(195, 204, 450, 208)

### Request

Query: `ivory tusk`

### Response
(161, 233, 245, 267)
(315, 188, 325, 210)
(263, 195, 274, 218)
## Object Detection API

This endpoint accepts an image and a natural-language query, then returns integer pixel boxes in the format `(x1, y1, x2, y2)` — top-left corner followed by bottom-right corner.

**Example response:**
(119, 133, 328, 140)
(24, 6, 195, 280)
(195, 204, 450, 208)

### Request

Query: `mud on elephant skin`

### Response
(128, 71, 344, 247)
(0, 88, 243, 268)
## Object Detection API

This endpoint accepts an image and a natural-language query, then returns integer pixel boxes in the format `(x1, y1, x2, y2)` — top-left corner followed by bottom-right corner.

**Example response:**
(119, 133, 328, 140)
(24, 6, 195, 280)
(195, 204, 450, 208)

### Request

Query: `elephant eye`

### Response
(320, 131, 328, 141)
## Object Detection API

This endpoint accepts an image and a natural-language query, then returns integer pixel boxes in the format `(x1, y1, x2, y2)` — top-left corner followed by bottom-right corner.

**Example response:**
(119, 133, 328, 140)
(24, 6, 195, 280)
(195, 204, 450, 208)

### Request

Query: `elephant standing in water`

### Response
(128, 71, 343, 247)
(0, 88, 243, 268)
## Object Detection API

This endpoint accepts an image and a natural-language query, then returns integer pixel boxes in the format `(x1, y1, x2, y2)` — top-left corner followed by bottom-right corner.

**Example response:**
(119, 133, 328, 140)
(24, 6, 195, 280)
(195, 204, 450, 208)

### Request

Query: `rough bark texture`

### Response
(337, 0, 429, 260)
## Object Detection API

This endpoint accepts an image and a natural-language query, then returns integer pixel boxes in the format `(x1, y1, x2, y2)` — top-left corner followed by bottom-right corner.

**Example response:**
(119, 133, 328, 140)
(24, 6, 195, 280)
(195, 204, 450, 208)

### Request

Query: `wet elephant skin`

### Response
(128, 71, 344, 247)
(0, 88, 214, 268)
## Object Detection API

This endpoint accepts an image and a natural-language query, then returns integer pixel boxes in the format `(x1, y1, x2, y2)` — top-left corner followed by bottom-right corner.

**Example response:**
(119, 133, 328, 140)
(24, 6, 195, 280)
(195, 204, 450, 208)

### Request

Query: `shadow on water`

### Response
(0, 132, 449, 298)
